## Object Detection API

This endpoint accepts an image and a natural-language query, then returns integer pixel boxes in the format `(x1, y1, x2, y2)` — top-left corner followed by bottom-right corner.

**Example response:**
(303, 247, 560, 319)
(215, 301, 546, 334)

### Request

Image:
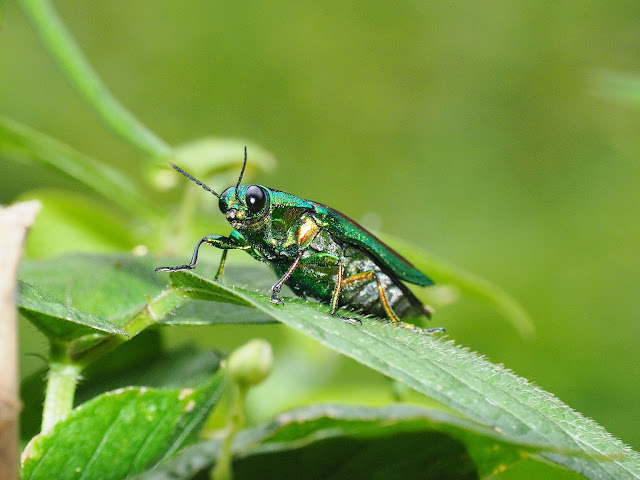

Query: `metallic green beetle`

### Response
(156, 148, 443, 333)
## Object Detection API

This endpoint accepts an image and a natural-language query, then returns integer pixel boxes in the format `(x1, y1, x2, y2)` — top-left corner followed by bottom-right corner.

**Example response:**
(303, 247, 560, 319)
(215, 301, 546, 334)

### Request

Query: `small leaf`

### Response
(18, 280, 128, 340)
(0, 115, 154, 216)
(134, 404, 544, 480)
(151, 137, 275, 191)
(174, 137, 275, 178)
(168, 270, 640, 480)
(20, 372, 225, 480)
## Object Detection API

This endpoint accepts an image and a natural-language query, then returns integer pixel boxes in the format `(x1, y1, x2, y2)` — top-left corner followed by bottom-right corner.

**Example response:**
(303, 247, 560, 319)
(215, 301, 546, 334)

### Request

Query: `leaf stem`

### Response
(212, 384, 247, 480)
(70, 288, 188, 367)
(18, 0, 172, 161)
(41, 359, 82, 433)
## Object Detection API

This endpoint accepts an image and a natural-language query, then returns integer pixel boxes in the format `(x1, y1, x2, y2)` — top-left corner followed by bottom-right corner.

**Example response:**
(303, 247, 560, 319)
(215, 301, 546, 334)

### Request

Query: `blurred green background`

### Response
(2, 0, 639, 467)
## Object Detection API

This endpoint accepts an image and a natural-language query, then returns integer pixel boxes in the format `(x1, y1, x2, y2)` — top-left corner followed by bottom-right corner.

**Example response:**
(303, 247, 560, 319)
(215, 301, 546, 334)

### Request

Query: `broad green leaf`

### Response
(19, 255, 273, 327)
(19, 255, 168, 325)
(20, 372, 225, 480)
(18, 280, 128, 340)
(0, 115, 154, 216)
(19, 189, 139, 257)
(20, 333, 219, 444)
(168, 270, 640, 480)
(382, 234, 535, 337)
(135, 404, 547, 480)
(163, 300, 274, 325)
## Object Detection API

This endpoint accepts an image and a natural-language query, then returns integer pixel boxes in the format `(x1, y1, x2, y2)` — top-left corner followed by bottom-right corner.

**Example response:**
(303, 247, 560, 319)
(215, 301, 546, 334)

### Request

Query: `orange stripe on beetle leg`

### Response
(331, 264, 344, 314)
(341, 270, 374, 287)
(375, 275, 401, 324)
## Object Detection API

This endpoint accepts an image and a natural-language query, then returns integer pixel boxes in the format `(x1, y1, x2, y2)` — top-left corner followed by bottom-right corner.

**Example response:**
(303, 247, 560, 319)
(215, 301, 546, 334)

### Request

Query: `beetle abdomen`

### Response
(271, 244, 425, 320)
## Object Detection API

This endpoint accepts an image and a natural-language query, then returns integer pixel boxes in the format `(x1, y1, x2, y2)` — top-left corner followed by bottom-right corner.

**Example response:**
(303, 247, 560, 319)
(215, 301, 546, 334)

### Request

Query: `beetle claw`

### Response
(270, 296, 284, 306)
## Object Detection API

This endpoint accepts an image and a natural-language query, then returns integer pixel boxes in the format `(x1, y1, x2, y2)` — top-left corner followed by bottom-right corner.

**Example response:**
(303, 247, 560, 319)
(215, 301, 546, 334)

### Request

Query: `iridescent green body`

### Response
(156, 155, 438, 330)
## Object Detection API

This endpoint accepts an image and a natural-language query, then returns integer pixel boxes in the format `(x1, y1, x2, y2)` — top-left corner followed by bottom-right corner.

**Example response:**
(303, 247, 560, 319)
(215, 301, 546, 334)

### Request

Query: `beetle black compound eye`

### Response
(245, 185, 266, 214)
(219, 187, 232, 213)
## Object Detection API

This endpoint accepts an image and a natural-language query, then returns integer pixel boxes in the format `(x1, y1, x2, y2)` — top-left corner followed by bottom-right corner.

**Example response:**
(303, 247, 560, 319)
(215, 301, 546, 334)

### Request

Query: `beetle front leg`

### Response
(270, 250, 304, 305)
(155, 234, 246, 275)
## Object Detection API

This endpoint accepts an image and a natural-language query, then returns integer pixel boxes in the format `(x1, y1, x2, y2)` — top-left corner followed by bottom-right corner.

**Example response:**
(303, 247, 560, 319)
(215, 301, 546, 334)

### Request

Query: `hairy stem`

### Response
(41, 359, 83, 433)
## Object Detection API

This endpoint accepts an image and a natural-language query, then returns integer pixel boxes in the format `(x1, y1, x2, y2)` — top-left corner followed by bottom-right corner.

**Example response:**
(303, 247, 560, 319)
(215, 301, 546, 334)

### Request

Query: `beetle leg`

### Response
(375, 275, 402, 324)
(214, 249, 228, 280)
(374, 275, 444, 335)
(155, 233, 255, 280)
(341, 270, 374, 286)
(270, 250, 304, 305)
(325, 264, 361, 325)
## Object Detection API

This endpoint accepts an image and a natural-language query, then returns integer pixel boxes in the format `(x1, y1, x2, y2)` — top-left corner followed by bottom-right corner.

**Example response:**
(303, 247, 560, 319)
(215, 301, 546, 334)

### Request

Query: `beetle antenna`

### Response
(235, 146, 248, 201)
(170, 163, 220, 199)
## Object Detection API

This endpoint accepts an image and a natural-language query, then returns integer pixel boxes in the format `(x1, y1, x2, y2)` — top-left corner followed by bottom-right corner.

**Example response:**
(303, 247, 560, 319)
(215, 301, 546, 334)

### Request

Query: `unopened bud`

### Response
(226, 339, 274, 387)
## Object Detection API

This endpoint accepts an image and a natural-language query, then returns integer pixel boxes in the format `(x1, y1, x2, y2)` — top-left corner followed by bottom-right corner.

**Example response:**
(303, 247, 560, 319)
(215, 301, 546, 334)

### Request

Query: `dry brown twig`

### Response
(0, 200, 41, 480)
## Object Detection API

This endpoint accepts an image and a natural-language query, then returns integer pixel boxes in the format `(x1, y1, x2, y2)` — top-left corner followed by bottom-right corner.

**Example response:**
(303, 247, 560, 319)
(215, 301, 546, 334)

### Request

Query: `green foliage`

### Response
(18, 255, 640, 478)
(133, 404, 537, 480)
(21, 373, 226, 480)
(3, 1, 639, 479)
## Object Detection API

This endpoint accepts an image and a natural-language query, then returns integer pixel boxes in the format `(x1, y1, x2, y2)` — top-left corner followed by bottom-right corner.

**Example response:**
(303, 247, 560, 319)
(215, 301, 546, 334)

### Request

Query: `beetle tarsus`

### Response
(339, 315, 362, 325)
(398, 321, 445, 335)
(270, 296, 284, 305)
(154, 264, 194, 273)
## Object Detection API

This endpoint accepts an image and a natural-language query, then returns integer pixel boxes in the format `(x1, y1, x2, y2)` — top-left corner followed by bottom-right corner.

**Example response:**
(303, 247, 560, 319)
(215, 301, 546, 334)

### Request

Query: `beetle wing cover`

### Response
(313, 203, 434, 286)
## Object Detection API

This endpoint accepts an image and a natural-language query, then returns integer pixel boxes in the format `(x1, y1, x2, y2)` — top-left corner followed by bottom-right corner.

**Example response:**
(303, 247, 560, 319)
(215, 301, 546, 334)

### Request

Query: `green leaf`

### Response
(173, 137, 275, 178)
(168, 270, 640, 480)
(150, 137, 276, 196)
(18, 280, 128, 340)
(162, 300, 274, 326)
(20, 332, 220, 444)
(134, 404, 546, 480)
(19, 255, 274, 328)
(20, 372, 225, 480)
(0, 115, 154, 216)
(19, 189, 139, 257)
(19, 255, 168, 325)
(382, 234, 535, 337)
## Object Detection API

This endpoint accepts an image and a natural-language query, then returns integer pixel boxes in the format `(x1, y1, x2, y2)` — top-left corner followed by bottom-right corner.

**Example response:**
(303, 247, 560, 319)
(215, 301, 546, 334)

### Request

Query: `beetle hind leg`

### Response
(374, 275, 445, 335)
(329, 264, 362, 325)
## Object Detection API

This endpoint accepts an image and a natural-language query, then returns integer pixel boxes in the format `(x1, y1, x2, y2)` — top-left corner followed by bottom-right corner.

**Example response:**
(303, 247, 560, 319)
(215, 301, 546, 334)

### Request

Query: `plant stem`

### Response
(71, 288, 188, 367)
(212, 384, 247, 480)
(41, 359, 82, 433)
(19, 0, 172, 161)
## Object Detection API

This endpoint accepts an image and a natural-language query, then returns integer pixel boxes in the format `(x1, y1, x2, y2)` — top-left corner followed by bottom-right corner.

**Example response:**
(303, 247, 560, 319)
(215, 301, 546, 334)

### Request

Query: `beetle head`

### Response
(169, 146, 270, 229)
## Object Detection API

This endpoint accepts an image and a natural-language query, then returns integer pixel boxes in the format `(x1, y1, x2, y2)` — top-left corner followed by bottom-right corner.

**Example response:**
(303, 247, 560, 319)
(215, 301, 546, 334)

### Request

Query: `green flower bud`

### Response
(226, 339, 274, 387)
